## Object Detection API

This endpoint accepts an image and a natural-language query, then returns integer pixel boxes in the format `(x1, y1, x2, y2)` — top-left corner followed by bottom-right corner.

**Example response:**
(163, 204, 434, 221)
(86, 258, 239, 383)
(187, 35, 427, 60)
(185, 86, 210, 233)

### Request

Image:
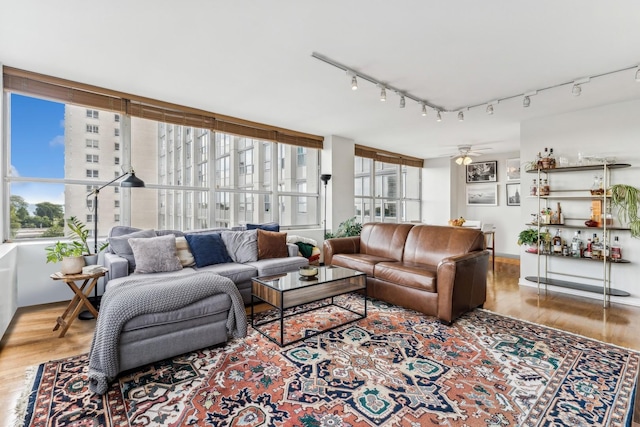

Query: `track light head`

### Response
(436, 111, 442, 122)
(379, 86, 386, 101)
(458, 111, 464, 121)
(399, 95, 405, 108)
(486, 104, 494, 115)
(523, 95, 531, 107)
(636, 67, 640, 82)
(572, 83, 582, 96)
(351, 75, 358, 90)
(421, 104, 427, 116)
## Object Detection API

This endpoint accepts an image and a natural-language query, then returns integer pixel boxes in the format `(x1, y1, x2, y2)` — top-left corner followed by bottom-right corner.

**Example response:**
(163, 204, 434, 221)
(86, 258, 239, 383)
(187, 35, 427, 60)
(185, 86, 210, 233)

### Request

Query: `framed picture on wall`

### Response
(466, 184, 498, 206)
(466, 161, 497, 183)
(506, 183, 521, 206)
(506, 158, 520, 181)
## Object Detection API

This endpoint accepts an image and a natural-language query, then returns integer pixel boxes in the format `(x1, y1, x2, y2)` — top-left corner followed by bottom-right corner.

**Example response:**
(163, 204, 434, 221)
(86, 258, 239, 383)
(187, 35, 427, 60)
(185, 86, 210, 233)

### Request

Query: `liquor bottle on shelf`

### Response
(552, 229, 563, 254)
(591, 234, 602, 259)
(584, 236, 592, 258)
(571, 230, 583, 258)
(549, 148, 556, 168)
(611, 236, 622, 261)
(530, 179, 537, 196)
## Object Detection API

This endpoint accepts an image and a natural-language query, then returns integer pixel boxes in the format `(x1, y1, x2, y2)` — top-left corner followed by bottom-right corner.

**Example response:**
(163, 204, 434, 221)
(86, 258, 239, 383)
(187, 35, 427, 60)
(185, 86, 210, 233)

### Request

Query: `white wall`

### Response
(0, 243, 18, 338)
(520, 99, 640, 306)
(422, 157, 453, 225)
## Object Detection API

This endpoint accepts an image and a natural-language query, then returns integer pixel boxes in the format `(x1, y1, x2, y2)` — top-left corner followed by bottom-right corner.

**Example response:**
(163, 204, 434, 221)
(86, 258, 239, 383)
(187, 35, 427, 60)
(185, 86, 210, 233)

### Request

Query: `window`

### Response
(114, 186, 119, 193)
(114, 114, 120, 122)
(86, 139, 99, 148)
(114, 157, 120, 165)
(297, 147, 306, 167)
(114, 200, 120, 208)
(86, 109, 99, 118)
(297, 182, 307, 213)
(114, 214, 120, 222)
(86, 215, 93, 223)
(354, 156, 421, 223)
(86, 124, 99, 134)
(86, 154, 99, 163)
(86, 169, 99, 178)
(86, 199, 93, 208)
(114, 128, 119, 137)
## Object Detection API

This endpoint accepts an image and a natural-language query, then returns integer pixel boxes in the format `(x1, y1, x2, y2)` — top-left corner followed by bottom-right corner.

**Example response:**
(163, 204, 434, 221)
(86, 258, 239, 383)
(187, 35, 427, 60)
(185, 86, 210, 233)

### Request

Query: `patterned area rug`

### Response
(17, 294, 639, 426)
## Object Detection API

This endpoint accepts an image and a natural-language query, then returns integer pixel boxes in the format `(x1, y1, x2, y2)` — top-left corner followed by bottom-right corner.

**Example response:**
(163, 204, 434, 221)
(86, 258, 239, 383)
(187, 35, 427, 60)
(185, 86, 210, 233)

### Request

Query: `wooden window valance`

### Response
(355, 144, 424, 168)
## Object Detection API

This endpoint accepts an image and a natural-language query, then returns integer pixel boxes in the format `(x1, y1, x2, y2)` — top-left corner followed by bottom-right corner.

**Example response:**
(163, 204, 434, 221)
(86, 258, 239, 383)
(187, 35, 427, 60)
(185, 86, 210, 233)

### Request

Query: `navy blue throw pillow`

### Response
(246, 222, 280, 232)
(185, 232, 233, 268)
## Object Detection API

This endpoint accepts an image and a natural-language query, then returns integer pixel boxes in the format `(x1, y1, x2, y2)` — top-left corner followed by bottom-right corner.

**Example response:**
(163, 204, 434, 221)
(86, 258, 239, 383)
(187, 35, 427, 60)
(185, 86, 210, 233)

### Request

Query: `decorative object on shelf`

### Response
(466, 184, 498, 206)
(506, 183, 520, 206)
(44, 241, 85, 275)
(448, 216, 466, 226)
(298, 266, 318, 280)
(517, 228, 550, 253)
(609, 184, 640, 238)
(465, 161, 497, 183)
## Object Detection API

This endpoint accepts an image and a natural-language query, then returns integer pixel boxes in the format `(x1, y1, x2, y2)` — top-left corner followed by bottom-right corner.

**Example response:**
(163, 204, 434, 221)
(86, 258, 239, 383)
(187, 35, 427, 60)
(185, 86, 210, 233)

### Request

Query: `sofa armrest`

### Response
(286, 243, 299, 257)
(104, 252, 129, 285)
(436, 250, 490, 324)
(323, 236, 361, 266)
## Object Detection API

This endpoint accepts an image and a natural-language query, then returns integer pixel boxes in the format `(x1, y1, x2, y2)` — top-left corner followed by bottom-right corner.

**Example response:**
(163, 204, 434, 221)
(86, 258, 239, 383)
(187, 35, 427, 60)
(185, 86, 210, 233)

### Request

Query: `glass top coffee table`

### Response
(251, 266, 367, 347)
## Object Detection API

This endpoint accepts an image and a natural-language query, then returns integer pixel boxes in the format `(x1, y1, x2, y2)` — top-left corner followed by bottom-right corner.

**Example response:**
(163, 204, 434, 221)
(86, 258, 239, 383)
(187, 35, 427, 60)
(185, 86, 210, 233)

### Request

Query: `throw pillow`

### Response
(246, 222, 280, 232)
(185, 232, 234, 268)
(128, 234, 183, 274)
(257, 229, 288, 259)
(221, 229, 258, 263)
(108, 228, 157, 273)
(175, 236, 196, 267)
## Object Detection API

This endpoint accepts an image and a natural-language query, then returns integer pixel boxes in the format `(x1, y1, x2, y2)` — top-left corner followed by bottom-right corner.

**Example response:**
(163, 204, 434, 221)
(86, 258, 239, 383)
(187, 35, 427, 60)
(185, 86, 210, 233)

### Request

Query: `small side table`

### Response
(50, 269, 107, 337)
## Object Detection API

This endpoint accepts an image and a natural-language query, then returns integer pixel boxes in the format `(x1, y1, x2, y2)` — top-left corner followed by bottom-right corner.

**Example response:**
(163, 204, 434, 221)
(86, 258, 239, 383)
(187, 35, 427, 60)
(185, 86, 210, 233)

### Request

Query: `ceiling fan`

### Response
(449, 145, 491, 165)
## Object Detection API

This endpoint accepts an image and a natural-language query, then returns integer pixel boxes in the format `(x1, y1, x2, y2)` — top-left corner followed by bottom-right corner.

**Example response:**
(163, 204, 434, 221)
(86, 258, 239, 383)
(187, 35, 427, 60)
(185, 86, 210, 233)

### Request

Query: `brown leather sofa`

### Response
(323, 222, 489, 324)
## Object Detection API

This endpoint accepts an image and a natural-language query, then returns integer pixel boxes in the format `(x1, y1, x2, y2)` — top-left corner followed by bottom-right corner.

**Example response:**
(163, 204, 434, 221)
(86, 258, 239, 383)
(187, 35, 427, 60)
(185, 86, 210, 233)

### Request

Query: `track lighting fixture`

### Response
(312, 52, 640, 122)
(572, 83, 582, 96)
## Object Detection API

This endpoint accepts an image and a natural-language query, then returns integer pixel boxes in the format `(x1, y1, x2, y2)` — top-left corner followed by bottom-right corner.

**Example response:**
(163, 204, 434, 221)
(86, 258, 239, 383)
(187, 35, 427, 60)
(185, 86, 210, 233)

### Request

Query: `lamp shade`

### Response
(320, 174, 332, 184)
(120, 171, 145, 188)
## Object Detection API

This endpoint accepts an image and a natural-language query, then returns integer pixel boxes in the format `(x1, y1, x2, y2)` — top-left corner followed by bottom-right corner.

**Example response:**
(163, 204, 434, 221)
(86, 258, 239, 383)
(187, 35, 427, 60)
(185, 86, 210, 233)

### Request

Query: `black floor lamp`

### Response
(79, 169, 145, 320)
(320, 174, 331, 240)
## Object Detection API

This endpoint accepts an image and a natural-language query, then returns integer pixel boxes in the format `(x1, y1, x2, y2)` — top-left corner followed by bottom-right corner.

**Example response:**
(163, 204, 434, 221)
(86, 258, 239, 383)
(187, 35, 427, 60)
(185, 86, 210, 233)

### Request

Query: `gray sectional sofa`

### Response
(104, 225, 309, 304)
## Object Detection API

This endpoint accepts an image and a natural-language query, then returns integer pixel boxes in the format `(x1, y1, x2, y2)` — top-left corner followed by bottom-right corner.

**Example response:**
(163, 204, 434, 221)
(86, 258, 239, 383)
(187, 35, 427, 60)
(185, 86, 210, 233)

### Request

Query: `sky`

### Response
(10, 94, 66, 205)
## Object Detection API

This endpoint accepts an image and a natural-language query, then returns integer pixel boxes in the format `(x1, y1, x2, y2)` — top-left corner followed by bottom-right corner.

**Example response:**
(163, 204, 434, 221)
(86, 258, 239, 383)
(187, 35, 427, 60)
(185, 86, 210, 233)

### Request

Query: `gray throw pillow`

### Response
(108, 228, 157, 273)
(128, 234, 183, 274)
(221, 229, 258, 263)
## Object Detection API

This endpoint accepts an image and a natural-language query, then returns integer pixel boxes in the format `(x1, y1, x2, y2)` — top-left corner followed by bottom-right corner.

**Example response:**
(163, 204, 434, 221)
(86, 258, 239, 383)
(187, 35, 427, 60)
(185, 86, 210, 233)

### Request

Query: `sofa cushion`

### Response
(221, 229, 258, 263)
(403, 225, 485, 266)
(247, 222, 280, 232)
(197, 262, 257, 284)
(330, 253, 396, 277)
(246, 256, 309, 277)
(109, 228, 157, 273)
(175, 236, 196, 267)
(257, 229, 288, 259)
(359, 223, 414, 261)
(374, 261, 437, 292)
(185, 233, 234, 268)
(129, 234, 183, 274)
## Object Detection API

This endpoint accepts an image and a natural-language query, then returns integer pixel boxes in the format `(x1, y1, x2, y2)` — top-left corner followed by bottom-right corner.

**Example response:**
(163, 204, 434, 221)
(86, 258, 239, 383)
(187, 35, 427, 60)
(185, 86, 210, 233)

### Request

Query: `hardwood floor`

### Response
(1, 257, 638, 426)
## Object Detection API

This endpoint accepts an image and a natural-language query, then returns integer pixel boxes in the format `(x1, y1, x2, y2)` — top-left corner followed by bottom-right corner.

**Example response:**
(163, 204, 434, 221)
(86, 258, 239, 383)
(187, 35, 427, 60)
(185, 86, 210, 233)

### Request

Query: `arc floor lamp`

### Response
(80, 169, 144, 320)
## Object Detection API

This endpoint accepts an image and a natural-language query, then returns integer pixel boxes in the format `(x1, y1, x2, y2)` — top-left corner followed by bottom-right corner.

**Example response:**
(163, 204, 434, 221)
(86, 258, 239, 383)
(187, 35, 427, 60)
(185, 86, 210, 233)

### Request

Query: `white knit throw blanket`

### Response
(87, 271, 247, 394)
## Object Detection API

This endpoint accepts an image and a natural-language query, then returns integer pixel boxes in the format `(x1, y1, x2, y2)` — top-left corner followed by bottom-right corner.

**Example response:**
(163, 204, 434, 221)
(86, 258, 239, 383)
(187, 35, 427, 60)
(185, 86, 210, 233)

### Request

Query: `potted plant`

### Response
(66, 216, 109, 265)
(45, 241, 85, 275)
(325, 217, 363, 239)
(517, 228, 549, 253)
(609, 184, 640, 238)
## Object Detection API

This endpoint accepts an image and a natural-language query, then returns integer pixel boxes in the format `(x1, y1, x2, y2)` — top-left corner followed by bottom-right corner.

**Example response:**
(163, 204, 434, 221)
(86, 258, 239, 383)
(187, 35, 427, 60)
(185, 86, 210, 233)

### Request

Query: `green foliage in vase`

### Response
(44, 241, 83, 263)
(325, 217, 363, 239)
(609, 184, 640, 238)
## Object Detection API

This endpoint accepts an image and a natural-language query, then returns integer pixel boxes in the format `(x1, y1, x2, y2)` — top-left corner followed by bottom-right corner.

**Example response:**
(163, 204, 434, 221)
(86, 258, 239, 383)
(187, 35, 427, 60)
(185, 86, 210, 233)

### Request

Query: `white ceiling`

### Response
(2, 0, 640, 159)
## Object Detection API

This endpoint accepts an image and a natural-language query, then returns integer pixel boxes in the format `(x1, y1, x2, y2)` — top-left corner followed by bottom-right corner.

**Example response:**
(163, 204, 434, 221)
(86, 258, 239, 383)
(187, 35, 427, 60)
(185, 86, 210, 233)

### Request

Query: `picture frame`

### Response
(466, 184, 498, 206)
(466, 160, 497, 183)
(506, 183, 521, 206)
(506, 158, 520, 181)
